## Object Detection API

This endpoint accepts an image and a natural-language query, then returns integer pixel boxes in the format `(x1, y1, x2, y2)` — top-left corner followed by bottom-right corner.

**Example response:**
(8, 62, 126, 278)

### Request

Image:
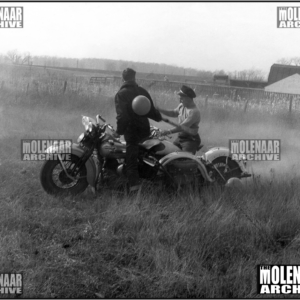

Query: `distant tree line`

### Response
(277, 57, 300, 66)
(228, 69, 266, 82)
(1, 49, 268, 82)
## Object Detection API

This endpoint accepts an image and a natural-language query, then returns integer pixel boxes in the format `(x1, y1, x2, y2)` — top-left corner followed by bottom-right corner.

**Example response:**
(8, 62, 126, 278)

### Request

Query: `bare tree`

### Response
(230, 68, 266, 81)
(6, 49, 22, 64)
(214, 69, 226, 75)
(6, 50, 32, 65)
(290, 57, 300, 66)
(21, 52, 31, 64)
(277, 57, 291, 65)
(277, 57, 300, 66)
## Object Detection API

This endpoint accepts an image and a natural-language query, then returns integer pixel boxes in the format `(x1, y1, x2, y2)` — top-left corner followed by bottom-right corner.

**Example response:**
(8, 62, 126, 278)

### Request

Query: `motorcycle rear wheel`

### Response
(40, 154, 88, 196)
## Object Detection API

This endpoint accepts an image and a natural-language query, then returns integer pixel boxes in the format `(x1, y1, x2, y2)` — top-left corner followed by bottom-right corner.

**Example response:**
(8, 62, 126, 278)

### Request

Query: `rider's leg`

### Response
(177, 135, 201, 155)
(125, 142, 140, 191)
(173, 137, 182, 150)
(180, 140, 199, 154)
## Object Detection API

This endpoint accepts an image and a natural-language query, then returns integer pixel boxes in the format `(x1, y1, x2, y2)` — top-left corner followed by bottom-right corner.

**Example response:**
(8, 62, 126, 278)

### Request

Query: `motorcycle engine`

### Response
(116, 159, 158, 180)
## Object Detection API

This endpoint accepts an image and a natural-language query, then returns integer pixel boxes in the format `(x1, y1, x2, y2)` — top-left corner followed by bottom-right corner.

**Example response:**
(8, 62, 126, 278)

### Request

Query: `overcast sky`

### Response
(1, 2, 300, 75)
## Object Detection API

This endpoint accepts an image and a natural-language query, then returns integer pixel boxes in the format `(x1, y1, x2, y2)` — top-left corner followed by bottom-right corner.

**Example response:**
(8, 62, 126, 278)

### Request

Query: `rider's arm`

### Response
(158, 108, 178, 118)
(115, 92, 130, 135)
(166, 109, 200, 135)
(180, 109, 201, 128)
(143, 90, 162, 122)
(158, 104, 179, 118)
(167, 123, 198, 136)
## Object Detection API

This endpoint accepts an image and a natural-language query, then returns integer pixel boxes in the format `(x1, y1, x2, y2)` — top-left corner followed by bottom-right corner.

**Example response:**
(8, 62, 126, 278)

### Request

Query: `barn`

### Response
(265, 74, 300, 95)
(213, 75, 229, 84)
(268, 64, 300, 85)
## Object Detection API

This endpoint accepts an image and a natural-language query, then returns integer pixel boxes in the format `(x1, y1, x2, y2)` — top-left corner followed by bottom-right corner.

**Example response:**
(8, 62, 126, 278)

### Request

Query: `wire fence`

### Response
(1, 63, 300, 115)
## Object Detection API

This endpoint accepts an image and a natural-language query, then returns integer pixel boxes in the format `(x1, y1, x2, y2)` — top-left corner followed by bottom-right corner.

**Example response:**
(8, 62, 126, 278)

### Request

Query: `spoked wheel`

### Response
(40, 154, 88, 196)
(210, 156, 242, 185)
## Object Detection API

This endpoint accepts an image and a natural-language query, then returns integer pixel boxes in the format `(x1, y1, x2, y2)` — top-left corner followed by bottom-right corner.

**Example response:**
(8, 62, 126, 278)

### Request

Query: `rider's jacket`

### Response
(115, 81, 162, 143)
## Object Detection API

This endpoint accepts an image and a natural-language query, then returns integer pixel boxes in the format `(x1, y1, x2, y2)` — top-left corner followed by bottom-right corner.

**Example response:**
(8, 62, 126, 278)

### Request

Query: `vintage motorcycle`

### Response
(40, 114, 251, 196)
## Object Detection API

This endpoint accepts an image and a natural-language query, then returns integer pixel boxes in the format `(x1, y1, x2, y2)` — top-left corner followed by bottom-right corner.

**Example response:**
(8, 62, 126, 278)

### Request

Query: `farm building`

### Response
(268, 64, 300, 85)
(213, 75, 229, 84)
(265, 74, 300, 95)
(229, 79, 268, 89)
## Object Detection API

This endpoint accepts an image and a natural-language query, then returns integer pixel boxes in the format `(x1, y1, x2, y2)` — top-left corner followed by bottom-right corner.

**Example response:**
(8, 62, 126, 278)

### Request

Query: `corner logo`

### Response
(257, 265, 300, 294)
(21, 139, 72, 161)
(230, 139, 280, 161)
(277, 7, 300, 28)
(0, 273, 23, 295)
(0, 7, 23, 28)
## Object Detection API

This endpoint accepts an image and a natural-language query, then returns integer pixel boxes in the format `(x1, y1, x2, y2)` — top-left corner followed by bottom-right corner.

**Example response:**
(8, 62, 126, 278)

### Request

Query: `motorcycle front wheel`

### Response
(40, 154, 88, 196)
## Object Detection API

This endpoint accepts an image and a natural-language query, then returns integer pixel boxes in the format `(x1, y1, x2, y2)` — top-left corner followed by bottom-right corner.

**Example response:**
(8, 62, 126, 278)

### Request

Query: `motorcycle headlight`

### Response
(82, 116, 96, 132)
(83, 122, 93, 132)
(82, 116, 90, 128)
(77, 133, 85, 143)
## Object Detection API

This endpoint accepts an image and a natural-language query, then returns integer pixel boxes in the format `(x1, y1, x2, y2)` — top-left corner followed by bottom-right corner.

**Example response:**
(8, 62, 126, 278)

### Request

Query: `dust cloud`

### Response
(201, 109, 300, 178)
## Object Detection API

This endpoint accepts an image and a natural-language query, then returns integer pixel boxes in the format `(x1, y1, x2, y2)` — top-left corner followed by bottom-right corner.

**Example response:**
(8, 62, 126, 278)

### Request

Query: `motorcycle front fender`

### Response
(46, 142, 98, 188)
(202, 147, 248, 173)
(159, 152, 213, 182)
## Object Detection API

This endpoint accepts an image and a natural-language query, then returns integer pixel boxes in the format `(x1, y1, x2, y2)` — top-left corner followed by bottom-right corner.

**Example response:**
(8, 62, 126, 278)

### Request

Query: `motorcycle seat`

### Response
(139, 139, 161, 150)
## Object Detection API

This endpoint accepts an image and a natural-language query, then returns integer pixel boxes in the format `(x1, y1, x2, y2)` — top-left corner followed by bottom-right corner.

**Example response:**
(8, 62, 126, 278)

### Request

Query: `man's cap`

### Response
(177, 85, 196, 99)
(122, 68, 136, 81)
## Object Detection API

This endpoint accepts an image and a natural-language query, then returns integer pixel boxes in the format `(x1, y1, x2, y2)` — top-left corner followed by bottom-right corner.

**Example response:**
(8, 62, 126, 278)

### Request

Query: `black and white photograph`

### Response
(1, 1, 300, 298)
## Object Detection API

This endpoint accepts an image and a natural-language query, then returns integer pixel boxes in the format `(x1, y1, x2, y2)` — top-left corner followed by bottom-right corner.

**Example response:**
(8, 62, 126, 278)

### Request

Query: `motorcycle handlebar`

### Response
(107, 124, 114, 131)
(97, 114, 106, 123)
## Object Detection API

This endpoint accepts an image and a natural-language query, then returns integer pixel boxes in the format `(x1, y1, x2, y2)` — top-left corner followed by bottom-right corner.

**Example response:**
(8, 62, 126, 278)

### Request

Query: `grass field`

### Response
(1, 65, 300, 298)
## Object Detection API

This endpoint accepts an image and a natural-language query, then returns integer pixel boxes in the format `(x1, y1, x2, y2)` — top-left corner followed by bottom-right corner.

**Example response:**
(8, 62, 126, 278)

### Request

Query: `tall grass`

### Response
(1, 64, 300, 298)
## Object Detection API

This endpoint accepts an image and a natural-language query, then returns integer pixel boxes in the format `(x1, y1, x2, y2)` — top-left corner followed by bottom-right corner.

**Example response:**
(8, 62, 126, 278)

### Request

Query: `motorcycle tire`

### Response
(210, 156, 242, 185)
(40, 154, 88, 196)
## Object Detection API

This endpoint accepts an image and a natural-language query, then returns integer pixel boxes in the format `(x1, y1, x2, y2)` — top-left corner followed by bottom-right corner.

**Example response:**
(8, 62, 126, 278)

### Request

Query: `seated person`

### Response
(157, 85, 201, 155)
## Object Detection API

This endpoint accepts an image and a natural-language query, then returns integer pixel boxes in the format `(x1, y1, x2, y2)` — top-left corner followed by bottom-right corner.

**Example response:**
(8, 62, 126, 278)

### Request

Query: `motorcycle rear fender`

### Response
(159, 152, 213, 182)
(46, 142, 97, 188)
(202, 147, 248, 173)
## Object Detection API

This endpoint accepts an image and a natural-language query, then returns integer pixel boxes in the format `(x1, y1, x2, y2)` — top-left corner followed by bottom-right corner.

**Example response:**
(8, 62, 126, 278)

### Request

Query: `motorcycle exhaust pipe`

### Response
(240, 172, 251, 178)
(117, 164, 124, 176)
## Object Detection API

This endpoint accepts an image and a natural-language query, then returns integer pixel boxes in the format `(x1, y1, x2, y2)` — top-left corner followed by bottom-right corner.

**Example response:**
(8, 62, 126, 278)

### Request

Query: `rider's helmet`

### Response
(132, 95, 151, 116)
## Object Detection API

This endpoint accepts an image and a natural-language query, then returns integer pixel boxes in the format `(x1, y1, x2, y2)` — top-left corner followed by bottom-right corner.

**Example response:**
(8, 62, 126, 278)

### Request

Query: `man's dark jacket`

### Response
(115, 81, 162, 143)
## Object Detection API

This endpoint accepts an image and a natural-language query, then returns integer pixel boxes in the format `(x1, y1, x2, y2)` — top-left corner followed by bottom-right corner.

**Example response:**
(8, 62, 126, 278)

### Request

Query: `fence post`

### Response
(63, 81, 67, 94)
(205, 95, 209, 108)
(26, 83, 29, 95)
(289, 95, 293, 114)
(244, 99, 249, 113)
(35, 81, 39, 96)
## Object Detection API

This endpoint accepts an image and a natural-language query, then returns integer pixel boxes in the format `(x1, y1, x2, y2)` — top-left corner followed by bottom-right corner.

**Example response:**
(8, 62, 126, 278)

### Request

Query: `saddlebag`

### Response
(165, 158, 199, 175)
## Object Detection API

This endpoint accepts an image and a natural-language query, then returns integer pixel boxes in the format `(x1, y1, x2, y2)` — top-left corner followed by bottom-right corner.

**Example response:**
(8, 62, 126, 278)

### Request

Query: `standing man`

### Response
(114, 68, 162, 193)
(158, 85, 201, 154)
